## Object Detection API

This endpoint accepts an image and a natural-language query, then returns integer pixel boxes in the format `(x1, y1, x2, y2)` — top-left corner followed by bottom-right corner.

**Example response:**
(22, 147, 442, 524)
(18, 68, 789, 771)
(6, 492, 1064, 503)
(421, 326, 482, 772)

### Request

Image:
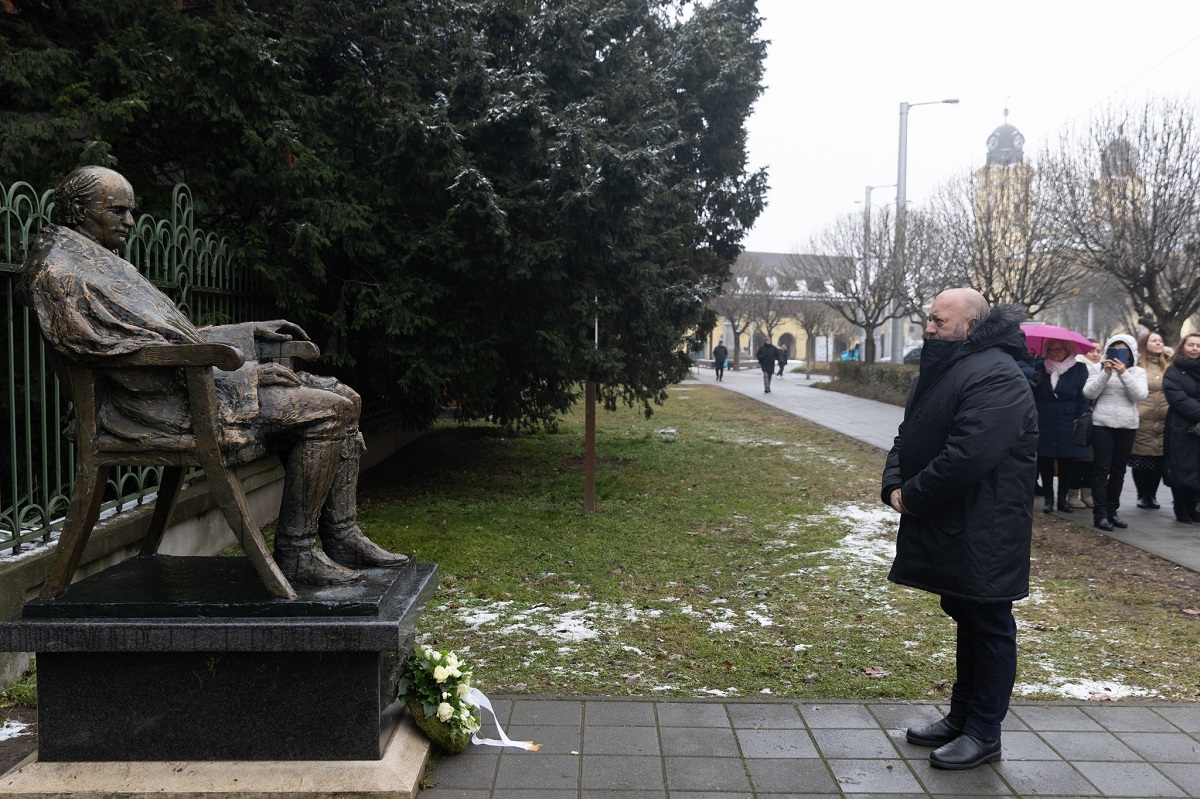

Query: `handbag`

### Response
(1072, 405, 1094, 448)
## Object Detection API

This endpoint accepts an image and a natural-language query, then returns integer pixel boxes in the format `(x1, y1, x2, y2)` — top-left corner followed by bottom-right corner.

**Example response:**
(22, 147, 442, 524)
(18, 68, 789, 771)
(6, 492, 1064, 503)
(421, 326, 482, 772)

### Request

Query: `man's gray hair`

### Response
(51, 166, 113, 227)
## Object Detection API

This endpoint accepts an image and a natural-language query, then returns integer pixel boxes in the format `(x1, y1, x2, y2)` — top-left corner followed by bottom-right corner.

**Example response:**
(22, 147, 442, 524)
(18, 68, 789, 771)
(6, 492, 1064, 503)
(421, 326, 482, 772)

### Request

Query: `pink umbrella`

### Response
(1020, 323, 1094, 356)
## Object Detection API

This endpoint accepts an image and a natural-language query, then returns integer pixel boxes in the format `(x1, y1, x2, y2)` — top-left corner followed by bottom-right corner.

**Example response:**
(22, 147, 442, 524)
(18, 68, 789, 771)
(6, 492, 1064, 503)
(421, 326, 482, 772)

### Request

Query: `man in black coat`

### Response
(755, 338, 779, 393)
(882, 288, 1036, 770)
(712, 340, 728, 381)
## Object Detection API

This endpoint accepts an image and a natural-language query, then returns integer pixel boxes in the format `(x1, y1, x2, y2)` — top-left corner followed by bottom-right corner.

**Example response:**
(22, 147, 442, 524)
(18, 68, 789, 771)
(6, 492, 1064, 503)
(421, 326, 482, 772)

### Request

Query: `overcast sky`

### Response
(741, 0, 1200, 254)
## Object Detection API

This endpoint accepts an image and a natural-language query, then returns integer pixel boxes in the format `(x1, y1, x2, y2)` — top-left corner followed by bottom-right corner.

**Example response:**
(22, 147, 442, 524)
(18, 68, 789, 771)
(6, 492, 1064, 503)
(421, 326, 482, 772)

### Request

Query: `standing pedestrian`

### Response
(884, 288, 1036, 770)
(755, 337, 779, 393)
(1029, 340, 1091, 514)
(712, 339, 728, 382)
(1084, 334, 1148, 531)
(1162, 332, 1200, 523)
(1132, 330, 1171, 510)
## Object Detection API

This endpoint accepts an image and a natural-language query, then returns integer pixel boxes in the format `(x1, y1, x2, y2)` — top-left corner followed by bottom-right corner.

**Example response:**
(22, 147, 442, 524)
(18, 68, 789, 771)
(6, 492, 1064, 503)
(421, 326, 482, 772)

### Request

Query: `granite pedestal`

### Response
(0, 554, 438, 763)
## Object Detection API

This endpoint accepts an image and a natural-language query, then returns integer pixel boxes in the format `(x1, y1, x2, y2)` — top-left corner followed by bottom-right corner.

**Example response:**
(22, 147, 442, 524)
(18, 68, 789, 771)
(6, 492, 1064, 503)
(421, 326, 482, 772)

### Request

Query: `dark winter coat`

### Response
(755, 342, 778, 373)
(712, 344, 728, 367)
(1030, 361, 1091, 459)
(1162, 357, 1200, 492)
(881, 304, 1037, 602)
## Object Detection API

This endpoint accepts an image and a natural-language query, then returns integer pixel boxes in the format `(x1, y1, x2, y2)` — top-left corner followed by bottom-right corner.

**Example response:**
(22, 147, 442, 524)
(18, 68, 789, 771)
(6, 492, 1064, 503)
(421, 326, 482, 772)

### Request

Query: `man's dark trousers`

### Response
(939, 595, 1016, 742)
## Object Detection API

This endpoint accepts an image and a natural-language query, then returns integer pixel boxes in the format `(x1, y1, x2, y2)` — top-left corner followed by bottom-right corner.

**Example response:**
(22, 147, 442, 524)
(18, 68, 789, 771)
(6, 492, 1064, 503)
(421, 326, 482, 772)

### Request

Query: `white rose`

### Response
(456, 683, 470, 700)
(433, 666, 449, 683)
(437, 702, 454, 722)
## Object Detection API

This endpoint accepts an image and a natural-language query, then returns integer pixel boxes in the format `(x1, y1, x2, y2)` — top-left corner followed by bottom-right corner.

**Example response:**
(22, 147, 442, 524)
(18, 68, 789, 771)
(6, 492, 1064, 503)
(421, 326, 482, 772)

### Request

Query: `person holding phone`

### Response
(1083, 334, 1149, 530)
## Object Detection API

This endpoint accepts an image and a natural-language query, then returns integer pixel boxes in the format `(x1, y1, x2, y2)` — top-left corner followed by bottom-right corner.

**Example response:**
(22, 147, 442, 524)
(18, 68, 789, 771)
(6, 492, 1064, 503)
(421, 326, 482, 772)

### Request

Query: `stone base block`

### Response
(0, 714, 430, 798)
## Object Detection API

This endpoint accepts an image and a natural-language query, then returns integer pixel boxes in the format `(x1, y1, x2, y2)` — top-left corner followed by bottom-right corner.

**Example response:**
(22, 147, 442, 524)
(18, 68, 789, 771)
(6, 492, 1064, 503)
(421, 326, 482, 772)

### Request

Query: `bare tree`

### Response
(744, 259, 799, 342)
(896, 201, 970, 329)
(802, 209, 904, 363)
(709, 260, 756, 370)
(1041, 97, 1200, 343)
(923, 166, 1089, 317)
(791, 298, 838, 378)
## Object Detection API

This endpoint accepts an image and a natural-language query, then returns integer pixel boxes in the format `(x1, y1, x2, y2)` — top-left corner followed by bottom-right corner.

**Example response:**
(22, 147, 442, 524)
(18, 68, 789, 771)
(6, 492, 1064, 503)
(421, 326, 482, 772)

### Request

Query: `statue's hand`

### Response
(257, 361, 302, 387)
(254, 320, 309, 342)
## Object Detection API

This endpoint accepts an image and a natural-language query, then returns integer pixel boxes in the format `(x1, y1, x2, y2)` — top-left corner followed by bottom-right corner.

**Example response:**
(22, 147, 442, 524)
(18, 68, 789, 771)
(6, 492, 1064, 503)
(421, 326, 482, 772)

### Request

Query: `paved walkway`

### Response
(420, 367, 1200, 799)
(424, 697, 1200, 798)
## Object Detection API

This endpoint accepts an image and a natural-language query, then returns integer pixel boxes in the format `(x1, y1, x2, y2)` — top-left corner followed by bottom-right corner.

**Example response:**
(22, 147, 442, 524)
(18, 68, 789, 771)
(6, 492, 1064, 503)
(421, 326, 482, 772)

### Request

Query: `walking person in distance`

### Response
(712, 339, 728, 382)
(755, 337, 778, 393)
(883, 288, 1036, 770)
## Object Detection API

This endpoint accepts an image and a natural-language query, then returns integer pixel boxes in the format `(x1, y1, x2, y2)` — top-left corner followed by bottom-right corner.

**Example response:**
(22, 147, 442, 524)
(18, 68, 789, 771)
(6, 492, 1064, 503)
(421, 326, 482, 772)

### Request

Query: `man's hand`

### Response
(253, 320, 309, 342)
(257, 361, 301, 387)
(889, 488, 909, 514)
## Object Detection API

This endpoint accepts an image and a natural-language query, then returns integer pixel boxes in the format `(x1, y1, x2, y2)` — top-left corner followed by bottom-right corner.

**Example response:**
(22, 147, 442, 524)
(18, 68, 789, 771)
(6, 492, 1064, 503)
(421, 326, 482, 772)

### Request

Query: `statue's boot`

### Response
(320, 433, 409, 569)
(274, 438, 364, 586)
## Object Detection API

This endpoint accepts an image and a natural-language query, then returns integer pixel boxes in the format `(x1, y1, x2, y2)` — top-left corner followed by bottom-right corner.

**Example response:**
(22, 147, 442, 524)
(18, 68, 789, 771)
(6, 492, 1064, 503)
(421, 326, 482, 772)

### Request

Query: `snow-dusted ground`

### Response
(423, 500, 1167, 701)
(0, 719, 28, 742)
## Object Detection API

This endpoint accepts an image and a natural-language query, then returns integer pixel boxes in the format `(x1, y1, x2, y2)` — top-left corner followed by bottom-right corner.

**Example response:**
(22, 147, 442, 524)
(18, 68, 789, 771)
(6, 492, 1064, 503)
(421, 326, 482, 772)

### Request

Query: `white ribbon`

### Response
(467, 687, 542, 751)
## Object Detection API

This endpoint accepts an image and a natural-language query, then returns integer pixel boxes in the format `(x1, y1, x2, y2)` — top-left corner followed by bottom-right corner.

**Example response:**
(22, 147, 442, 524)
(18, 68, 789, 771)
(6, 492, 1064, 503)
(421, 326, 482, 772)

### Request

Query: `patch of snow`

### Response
(0, 719, 28, 741)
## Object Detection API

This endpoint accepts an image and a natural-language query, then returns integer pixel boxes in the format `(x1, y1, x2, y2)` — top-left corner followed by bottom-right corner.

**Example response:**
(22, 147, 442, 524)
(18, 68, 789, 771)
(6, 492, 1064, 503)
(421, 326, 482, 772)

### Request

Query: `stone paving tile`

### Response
(1039, 730, 1145, 761)
(1083, 706, 1186, 733)
(663, 755, 753, 792)
(492, 792, 578, 799)
(1156, 763, 1200, 794)
(1158, 708, 1200, 734)
(426, 751, 501, 790)
(742, 757, 840, 794)
(1071, 760, 1188, 797)
(668, 793, 752, 799)
(797, 703, 880, 729)
(582, 700, 658, 727)
(1122, 732, 1200, 763)
(508, 700, 583, 727)
(810, 728, 901, 760)
(1009, 705, 1106, 732)
(991, 760, 1101, 795)
(580, 724, 660, 756)
(501, 725, 581, 756)
(493, 753, 580, 791)
(735, 727, 820, 759)
(655, 701, 732, 728)
(866, 702, 945, 733)
(997, 730, 1065, 761)
(579, 755, 664, 791)
(581, 792, 666, 799)
(726, 702, 807, 729)
(659, 725, 740, 757)
(419, 790, 493, 799)
(910, 759, 1017, 796)
(825, 758, 923, 793)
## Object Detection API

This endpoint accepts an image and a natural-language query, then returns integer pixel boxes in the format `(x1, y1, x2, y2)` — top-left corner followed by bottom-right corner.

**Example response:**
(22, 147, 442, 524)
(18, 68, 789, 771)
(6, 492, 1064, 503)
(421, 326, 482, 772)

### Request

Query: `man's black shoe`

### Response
(1095, 518, 1114, 531)
(1108, 514, 1128, 529)
(906, 717, 964, 747)
(929, 733, 1001, 770)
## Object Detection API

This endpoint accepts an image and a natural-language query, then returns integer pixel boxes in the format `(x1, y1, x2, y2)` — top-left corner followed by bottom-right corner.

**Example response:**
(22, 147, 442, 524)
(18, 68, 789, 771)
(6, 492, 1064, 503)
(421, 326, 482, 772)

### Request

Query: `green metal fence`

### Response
(0, 180, 273, 555)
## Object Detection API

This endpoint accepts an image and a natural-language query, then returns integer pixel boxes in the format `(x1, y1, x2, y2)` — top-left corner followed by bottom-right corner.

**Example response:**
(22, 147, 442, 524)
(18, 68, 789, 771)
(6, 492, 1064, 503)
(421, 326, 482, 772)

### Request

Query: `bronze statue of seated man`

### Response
(20, 165, 407, 586)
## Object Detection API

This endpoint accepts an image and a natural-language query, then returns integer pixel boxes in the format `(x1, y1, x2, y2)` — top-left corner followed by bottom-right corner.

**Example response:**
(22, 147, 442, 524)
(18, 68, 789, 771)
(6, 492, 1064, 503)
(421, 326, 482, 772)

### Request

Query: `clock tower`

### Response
(985, 108, 1026, 166)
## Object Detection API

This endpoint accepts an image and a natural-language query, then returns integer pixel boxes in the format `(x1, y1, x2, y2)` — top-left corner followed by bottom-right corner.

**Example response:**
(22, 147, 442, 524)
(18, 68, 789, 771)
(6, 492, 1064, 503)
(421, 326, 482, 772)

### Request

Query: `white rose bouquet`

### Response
(398, 645, 481, 753)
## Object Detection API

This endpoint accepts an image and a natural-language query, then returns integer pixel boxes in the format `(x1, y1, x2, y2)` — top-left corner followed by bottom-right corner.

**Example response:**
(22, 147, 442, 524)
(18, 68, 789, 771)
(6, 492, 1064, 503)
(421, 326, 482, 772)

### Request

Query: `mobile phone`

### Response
(1105, 347, 1132, 367)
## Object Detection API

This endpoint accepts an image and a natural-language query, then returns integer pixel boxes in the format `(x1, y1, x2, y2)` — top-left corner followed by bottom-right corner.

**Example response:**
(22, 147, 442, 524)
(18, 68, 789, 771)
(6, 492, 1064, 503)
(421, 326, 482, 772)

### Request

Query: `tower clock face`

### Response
(987, 134, 1000, 150)
(1012, 132, 1025, 148)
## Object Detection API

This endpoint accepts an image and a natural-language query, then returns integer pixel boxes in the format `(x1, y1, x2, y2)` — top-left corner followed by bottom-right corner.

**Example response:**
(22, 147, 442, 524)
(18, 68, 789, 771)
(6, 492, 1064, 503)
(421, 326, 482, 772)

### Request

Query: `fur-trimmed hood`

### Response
(967, 304, 1029, 361)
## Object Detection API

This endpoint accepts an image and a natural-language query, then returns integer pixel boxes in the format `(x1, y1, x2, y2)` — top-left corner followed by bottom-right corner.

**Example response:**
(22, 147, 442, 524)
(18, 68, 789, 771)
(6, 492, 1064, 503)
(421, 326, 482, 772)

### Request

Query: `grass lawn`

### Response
(359, 381, 1200, 703)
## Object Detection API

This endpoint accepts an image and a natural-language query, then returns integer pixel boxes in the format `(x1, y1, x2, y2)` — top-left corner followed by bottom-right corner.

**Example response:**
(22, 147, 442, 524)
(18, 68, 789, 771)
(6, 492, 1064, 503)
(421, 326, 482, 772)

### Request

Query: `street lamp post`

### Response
(891, 98, 958, 363)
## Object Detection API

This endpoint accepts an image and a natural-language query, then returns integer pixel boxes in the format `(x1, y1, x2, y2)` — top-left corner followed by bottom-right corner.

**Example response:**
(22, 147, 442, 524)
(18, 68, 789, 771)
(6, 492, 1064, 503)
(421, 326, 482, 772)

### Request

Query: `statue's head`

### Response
(52, 166, 136, 252)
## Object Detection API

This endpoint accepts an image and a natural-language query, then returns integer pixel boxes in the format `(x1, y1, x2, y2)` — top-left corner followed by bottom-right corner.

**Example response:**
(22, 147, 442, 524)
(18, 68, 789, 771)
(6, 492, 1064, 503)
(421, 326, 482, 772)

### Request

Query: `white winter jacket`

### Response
(1083, 333, 1149, 429)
